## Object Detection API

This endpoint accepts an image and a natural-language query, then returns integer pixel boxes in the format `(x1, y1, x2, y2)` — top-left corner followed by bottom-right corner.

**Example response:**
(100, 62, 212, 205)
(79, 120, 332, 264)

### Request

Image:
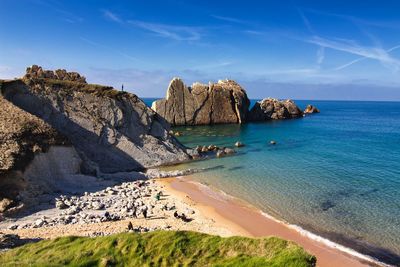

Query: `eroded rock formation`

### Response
(248, 98, 303, 121)
(2, 74, 190, 174)
(304, 104, 320, 114)
(24, 65, 86, 83)
(152, 78, 250, 126)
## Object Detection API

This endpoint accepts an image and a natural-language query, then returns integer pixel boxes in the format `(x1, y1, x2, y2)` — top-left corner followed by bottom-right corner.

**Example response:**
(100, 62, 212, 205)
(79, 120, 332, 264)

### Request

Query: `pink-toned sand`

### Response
(163, 177, 378, 267)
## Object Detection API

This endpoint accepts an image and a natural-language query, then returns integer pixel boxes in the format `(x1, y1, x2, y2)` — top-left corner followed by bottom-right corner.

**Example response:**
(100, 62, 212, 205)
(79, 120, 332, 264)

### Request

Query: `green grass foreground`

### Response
(0, 230, 316, 267)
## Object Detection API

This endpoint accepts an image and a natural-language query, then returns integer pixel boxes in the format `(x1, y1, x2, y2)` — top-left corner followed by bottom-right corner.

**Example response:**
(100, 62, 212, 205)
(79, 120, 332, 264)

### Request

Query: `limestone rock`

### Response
(2, 69, 190, 173)
(248, 98, 303, 121)
(24, 65, 86, 83)
(304, 104, 320, 114)
(152, 78, 250, 126)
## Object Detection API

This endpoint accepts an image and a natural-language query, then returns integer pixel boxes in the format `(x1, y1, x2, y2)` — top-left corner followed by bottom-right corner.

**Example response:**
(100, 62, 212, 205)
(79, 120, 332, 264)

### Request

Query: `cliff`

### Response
(152, 78, 250, 126)
(1, 70, 190, 174)
(0, 66, 195, 212)
(0, 92, 72, 212)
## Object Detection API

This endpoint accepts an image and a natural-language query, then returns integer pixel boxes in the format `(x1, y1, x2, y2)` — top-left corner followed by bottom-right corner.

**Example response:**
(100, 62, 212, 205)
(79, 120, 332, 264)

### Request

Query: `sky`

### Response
(2, 0, 400, 100)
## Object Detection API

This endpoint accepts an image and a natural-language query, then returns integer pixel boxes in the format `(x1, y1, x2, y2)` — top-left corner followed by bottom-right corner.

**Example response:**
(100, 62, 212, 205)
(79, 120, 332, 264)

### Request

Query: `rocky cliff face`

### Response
(152, 78, 250, 126)
(1, 67, 190, 174)
(248, 98, 303, 121)
(0, 94, 71, 212)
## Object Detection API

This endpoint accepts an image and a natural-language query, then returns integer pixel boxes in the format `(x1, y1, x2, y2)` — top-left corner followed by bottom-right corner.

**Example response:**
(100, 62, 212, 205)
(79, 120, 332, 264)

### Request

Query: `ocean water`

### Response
(143, 99, 400, 265)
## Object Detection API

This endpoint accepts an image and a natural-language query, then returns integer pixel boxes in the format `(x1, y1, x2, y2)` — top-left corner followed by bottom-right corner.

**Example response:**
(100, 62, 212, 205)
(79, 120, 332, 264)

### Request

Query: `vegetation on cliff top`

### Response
(25, 78, 131, 99)
(0, 231, 316, 266)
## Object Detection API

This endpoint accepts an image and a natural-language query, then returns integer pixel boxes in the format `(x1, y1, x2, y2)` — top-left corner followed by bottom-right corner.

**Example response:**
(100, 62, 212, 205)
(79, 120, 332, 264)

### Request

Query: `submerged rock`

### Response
(152, 78, 250, 126)
(304, 104, 320, 114)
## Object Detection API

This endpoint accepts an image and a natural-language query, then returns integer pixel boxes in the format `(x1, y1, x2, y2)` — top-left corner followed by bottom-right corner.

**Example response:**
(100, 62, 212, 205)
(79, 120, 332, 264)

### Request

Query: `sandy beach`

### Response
(162, 177, 384, 267)
(0, 176, 384, 267)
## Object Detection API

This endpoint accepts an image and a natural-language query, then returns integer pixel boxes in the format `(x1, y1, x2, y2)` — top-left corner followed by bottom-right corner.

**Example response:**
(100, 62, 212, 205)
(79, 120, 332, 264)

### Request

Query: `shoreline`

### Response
(161, 176, 388, 267)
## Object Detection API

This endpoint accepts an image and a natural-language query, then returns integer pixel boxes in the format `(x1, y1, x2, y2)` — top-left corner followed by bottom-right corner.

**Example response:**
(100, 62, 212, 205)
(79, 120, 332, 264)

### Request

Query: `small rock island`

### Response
(152, 78, 317, 126)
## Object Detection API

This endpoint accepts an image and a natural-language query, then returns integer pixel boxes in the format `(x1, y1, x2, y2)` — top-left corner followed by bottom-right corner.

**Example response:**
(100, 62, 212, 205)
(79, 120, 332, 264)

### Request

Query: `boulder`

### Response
(248, 98, 303, 121)
(235, 141, 245, 147)
(152, 78, 250, 126)
(304, 104, 320, 114)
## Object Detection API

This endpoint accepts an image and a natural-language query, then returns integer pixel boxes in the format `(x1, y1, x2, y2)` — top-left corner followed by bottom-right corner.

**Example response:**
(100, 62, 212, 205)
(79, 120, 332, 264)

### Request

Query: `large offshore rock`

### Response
(1, 67, 190, 174)
(152, 78, 250, 126)
(248, 98, 303, 121)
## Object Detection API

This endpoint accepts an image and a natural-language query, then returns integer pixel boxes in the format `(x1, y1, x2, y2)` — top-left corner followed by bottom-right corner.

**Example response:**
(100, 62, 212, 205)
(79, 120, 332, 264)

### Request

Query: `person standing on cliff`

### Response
(121, 84, 124, 91)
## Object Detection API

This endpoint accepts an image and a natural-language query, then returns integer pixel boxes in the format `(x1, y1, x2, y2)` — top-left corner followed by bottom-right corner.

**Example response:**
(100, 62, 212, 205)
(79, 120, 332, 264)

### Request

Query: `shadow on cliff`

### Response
(1, 81, 163, 217)
(2, 80, 155, 174)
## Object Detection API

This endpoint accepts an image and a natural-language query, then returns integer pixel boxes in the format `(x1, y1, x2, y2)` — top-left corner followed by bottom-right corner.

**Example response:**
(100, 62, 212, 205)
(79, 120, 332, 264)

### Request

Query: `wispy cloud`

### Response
(297, 8, 315, 34)
(102, 9, 122, 23)
(192, 61, 234, 70)
(303, 8, 400, 30)
(334, 44, 400, 70)
(307, 36, 400, 72)
(33, 0, 83, 23)
(127, 20, 202, 41)
(316, 46, 325, 65)
(211, 15, 247, 24)
(80, 37, 148, 65)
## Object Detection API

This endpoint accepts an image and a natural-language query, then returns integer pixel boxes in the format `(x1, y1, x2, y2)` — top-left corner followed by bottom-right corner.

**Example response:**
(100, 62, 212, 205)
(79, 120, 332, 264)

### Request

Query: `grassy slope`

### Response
(0, 231, 316, 267)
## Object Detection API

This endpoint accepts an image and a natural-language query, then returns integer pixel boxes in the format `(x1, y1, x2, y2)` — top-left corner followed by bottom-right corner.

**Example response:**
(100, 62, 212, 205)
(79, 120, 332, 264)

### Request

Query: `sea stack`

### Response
(304, 104, 320, 114)
(248, 98, 303, 121)
(152, 78, 250, 126)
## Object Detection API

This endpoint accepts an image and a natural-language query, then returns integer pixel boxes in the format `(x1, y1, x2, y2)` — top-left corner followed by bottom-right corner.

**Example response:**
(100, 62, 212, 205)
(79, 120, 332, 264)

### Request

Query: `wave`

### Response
(182, 178, 395, 267)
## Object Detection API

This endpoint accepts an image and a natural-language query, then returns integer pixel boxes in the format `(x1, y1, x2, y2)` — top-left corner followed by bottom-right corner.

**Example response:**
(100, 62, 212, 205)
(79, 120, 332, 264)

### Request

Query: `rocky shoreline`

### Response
(0, 65, 320, 252)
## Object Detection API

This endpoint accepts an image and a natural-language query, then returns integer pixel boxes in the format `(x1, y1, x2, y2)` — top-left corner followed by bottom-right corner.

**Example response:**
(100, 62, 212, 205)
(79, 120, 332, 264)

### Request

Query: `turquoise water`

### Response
(144, 99, 400, 265)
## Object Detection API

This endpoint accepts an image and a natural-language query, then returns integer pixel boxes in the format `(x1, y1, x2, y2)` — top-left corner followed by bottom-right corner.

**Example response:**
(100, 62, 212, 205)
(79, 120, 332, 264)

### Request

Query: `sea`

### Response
(143, 98, 400, 266)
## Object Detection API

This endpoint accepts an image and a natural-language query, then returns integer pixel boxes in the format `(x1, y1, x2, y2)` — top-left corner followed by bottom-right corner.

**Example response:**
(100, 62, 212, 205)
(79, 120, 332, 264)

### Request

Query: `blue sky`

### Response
(2, 0, 400, 100)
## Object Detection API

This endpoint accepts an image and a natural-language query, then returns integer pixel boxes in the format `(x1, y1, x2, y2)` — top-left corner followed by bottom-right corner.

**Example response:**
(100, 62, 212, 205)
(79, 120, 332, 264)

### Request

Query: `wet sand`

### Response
(162, 177, 381, 267)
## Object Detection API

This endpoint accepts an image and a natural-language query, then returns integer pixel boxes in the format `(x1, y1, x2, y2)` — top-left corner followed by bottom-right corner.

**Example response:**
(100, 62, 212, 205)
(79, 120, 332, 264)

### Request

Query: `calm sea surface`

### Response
(144, 98, 400, 265)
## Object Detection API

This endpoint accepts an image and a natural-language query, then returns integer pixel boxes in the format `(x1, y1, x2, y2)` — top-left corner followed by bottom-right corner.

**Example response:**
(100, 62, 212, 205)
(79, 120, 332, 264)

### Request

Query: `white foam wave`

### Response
(259, 210, 393, 267)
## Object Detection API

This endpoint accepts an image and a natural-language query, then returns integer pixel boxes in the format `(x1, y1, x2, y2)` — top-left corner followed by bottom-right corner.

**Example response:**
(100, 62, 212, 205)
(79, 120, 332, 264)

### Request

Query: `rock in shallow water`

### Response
(304, 104, 320, 114)
(152, 78, 250, 126)
(248, 98, 303, 121)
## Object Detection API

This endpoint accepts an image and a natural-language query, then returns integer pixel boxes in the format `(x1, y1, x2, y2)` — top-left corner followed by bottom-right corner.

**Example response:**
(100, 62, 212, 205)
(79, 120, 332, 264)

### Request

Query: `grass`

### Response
(0, 231, 316, 266)
(24, 78, 130, 99)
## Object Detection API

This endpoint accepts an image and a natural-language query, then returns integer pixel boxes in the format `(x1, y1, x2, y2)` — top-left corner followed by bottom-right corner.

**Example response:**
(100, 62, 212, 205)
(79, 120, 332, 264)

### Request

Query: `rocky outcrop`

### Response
(248, 98, 303, 121)
(24, 65, 86, 83)
(152, 78, 250, 126)
(1, 67, 190, 174)
(0, 94, 70, 212)
(304, 104, 320, 114)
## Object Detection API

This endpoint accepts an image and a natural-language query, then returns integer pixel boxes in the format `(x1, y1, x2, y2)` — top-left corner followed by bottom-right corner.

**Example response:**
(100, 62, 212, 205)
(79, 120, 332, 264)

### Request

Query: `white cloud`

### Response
(127, 20, 202, 41)
(211, 15, 247, 24)
(316, 46, 325, 65)
(102, 10, 122, 23)
(307, 36, 400, 72)
(334, 44, 400, 71)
